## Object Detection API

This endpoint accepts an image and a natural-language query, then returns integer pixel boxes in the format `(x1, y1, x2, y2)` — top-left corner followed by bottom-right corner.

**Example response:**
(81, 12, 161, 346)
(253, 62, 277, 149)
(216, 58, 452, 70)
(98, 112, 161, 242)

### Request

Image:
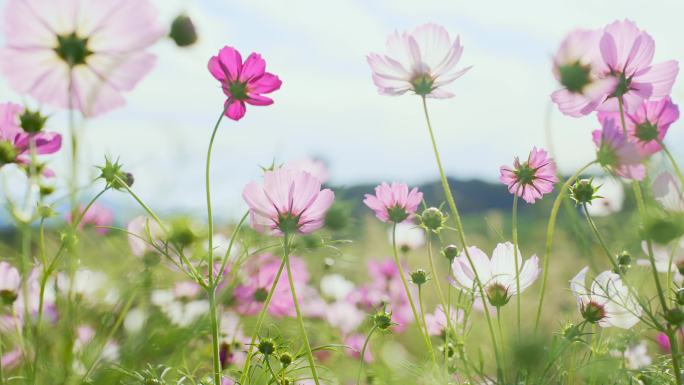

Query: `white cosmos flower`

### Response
(570, 267, 641, 329)
(450, 242, 540, 306)
(653, 171, 684, 213)
(325, 300, 365, 335)
(637, 240, 684, 284)
(389, 222, 425, 251)
(320, 274, 355, 301)
(624, 342, 652, 369)
(367, 23, 471, 98)
(585, 177, 624, 217)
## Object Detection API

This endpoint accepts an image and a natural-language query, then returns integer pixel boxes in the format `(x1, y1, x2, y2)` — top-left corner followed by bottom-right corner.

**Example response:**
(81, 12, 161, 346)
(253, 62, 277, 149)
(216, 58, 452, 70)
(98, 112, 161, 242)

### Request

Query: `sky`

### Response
(1, 0, 684, 222)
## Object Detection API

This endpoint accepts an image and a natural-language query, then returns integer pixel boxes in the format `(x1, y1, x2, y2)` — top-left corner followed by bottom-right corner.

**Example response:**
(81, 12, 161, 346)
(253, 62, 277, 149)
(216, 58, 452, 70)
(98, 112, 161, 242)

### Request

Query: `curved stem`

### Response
(355, 325, 378, 385)
(284, 238, 321, 385)
(238, 258, 287, 384)
(420, 96, 501, 371)
(391, 223, 436, 364)
(534, 161, 595, 330)
(512, 195, 521, 338)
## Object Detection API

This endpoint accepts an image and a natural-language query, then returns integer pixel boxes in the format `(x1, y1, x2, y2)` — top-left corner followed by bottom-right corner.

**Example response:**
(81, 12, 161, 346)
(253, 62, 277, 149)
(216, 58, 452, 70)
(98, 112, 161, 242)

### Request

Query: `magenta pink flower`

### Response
(208, 46, 282, 121)
(598, 97, 679, 157)
(242, 167, 334, 236)
(66, 203, 114, 235)
(593, 119, 645, 180)
(0, 103, 61, 166)
(499, 147, 558, 204)
(656, 332, 671, 353)
(363, 182, 423, 223)
(367, 23, 471, 98)
(551, 28, 618, 117)
(0, 0, 164, 117)
(234, 254, 309, 318)
(596, 20, 679, 113)
(345, 333, 373, 363)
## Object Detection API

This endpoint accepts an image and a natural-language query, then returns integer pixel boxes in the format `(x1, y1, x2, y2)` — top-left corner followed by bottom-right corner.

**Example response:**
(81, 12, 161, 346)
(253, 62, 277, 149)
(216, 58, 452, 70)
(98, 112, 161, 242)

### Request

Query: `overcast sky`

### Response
(1, 0, 684, 221)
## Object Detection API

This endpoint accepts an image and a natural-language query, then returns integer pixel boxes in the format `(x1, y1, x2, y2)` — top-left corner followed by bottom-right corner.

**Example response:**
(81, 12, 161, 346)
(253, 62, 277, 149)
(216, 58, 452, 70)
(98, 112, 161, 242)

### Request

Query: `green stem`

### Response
(356, 325, 378, 385)
(0, 334, 4, 385)
(238, 258, 287, 384)
(205, 108, 226, 385)
(420, 96, 500, 371)
(512, 194, 521, 338)
(426, 233, 453, 375)
(391, 223, 436, 364)
(496, 308, 507, 384)
(534, 161, 595, 330)
(284, 238, 321, 385)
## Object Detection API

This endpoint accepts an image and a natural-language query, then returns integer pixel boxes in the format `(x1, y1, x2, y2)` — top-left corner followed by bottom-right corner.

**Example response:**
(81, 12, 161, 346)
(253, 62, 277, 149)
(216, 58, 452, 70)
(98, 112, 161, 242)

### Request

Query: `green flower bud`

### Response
(0, 290, 18, 306)
(257, 338, 276, 356)
(410, 269, 429, 286)
(169, 14, 198, 47)
(19, 108, 48, 133)
(97, 156, 134, 191)
(373, 310, 393, 330)
(0, 141, 17, 165)
(419, 207, 446, 233)
(581, 301, 606, 323)
(665, 308, 684, 327)
(486, 283, 510, 308)
(442, 244, 459, 262)
(279, 352, 293, 367)
(570, 179, 601, 205)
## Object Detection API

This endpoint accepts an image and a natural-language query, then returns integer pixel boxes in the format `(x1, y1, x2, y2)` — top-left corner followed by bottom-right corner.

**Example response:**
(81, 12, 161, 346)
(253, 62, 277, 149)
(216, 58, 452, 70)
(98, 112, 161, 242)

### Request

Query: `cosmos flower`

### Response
(424, 305, 463, 336)
(233, 254, 309, 318)
(390, 222, 426, 252)
(208, 46, 282, 121)
(499, 147, 558, 204)
(242, 167, 334, 236)
(126, 215, 164, 257)
(570, 267, 641, 329)
(367, 23, 471, 98)
(450, 242, 540, 307)
(0, 0, 164, 117)
(584, 177, 625, 217)
(551, 28, 617, 117)
(636, 240, 684, 284)
(363, 182, 423, 223)
(598, 97, 679, 157)
(652, 171, 684, 212)
(325, 300, 365, 335)
(150, 283, 209, 328)
(219, 312, 248, 367)
(0, 261, 20, 305)
(593, 119, 645, 180)
(319, 274, 355, 301)
(596, 19, 679, 113)
(66, 203, 114, 235)
(345, 333, 373, 363)
(57, 268, 119, 305)
(0, 102, 61, 167)
(284, 157, 330, 184)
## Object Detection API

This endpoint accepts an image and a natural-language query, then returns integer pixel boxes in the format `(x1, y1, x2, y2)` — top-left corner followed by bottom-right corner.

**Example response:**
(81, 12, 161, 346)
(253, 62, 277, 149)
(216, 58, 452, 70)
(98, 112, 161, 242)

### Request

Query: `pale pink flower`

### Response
(570, 267, 640, 329)
(345, 333, 372, 363)
(126, 215, 164, 257)
(551, 28, 618, 117)
(219, 312, 248, 367)
(390, 222, 426, 252)
(0, 102, 62, 165)
(425, 305, 462, 336)
(596, 20, 679, 113)
(364, 182, 423, 223)
(242, 167, 334, 236)
(234, 254, 309, 318)
(653, 171, 684, 212)
(593, 119, 645, 180)
(0, 261, 20, 304)
(325, 300, 365, 335)
(173, 281, 202, 300)
(0, 0, 164, 117)
(208, 46, 282, 121)
(500, 147, 558, 204)
(451, 243, 540, 306)
(367, 23, 471, 98)
(66, 203, 114, 235)
(598, 97, 679, 157)
(1, 349, 22, 370)
(285, 157, 329, 184)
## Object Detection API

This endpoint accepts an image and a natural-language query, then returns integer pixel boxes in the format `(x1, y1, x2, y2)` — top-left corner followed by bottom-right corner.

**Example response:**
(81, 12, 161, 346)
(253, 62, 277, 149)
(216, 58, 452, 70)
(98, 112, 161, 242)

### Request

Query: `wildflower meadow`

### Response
(2, 1, 684, 384)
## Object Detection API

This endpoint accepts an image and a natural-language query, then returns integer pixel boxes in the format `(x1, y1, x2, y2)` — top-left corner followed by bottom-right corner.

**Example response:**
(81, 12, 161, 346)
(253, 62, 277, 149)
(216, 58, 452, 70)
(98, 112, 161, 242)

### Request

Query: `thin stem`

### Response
(426, 233, 453, 375)
(265, 358, 280, 385)
(216, 212, 249, 287)
(284, 238, 321, 385)
(512, 194, 521, 338)
(391, 223, 436, 364)
(356, 325, 378, 385)
(669, 329, 683, 385)
(420, 96, 501, 371)
(534, 161, 595, 330)
(496, 309, 507, 384)
(418, 285, 430, 350)
(208, 289, 222, 385)
(238, 259, 287, 384)
(0, 334, 4, 385)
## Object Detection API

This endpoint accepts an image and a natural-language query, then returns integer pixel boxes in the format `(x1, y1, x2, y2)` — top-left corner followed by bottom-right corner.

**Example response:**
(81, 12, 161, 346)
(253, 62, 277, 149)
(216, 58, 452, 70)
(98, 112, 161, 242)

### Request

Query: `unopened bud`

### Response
(419, 207, 446, 233)
(169, 14, 198, 47)
(443, 245, 459, 262)
(410, 269, 429, 286)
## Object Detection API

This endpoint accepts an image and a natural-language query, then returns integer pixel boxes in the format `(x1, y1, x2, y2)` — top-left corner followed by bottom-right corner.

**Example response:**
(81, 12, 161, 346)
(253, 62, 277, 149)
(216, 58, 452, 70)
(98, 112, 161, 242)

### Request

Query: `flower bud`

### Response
(580, 301, 605, 323)
(561, 322, 582, 341)
(614, 251, 631, 275)
(169, 14, 198, 47)
(373, 309, 393, 330)
(37, 204, 56, 219)
(442, 244, 459, 262)
(570, 179, 600, 205)
(665, 308, 684, 328)
(0, 141, 17, 165)
(419, 207, 446, 233)
(410, 269, 429, 286)
(39, 184, 55, 197)
(0, 289, 17, 306)
(486, 283, 510, 307)
(257, 338, 276, 356)
(279, 352, 293, 367)
(676, 288, 684, 306)
(677, 260, 684, 276)
(97, 157, 134, 191)
(19, 108, 48, 133)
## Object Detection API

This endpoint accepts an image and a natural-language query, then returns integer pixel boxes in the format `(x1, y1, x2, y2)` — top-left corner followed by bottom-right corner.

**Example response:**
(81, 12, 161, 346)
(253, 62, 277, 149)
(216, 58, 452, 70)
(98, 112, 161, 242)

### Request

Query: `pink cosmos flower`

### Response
(656, 332, 671, 353)
(499, 147, 558, 204)
(596, 20, 679, 113)
(551, 28, 618, 117)
(593, 119, 645, 180)
(425, 305, 463, 336)
(345, 333, 373, 363)
(0, 103, 62, 165)
(1, 349, 22, 370)
(284, 157, 329, 184)
(234, 254, 309, 318)
(598, 97, 679, 157)
(66, 203, 114, 235)
(367, 23, 471, 98)
(208, 46, 282, 121)
(0, 262, 20, 304)
(242, 167, 334, 236)
(0, 0, 164, 117)
(363, 182, 423, 223)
